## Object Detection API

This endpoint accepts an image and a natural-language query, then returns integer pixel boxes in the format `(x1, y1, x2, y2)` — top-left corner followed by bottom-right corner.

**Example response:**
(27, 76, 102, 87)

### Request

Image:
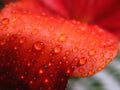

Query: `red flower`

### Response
(35, 0, 120, 40)
(0, 0, 119, 90)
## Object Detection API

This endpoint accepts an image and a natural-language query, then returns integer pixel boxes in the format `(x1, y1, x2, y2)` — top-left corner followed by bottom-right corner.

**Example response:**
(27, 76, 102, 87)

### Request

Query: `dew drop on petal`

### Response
(14, 46, 18, 50)
(48, 62, 52, 66)
(65, 50, 70, 55)
(20, 75, 24, 79)
(29, 80, 33, 84)
(99, 59, 104, 63)
(79, 68, 84, 73)
(31, 29, 39, 35)
(66, 69, 71, 74)
(44, 78, 49, 83)
(39, 69, 44, 74)
(19, 37, 26, 44)
(54, 45, 62, 53)
(88, 49, 96, 56)
(106, 58, 112, 64)
(33, 41, 44, 51)
(82, 73, 87, 77)
(58, 34, 67, 42)
(72, 47, 78, 53)
(63, 56, 67, 60)
(79, 57, 87, 65)
(88, 70, 94, 76)
(0, 41, 5, 46)
(1, 18, 9, 25)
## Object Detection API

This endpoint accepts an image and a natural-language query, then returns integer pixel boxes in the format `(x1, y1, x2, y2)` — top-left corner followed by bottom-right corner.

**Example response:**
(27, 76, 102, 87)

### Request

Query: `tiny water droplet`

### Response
(79, 68, 84, 73)
(54, 45, 62, 53)
(20, 75, 24, 79)
(19, 37, 26, 44)
(14, 46, 18, 50)
(72, 47, 78, 53)
(1, 18, 9, 25)
(58, 34, 67, 42)
(88, 70, 94, 76)
(39, 69, 44, 74)
(31, 29, 39, 35)
(82, 73, 87, 77)
(65, 50, 70, 55)
(66, 69, 71, 74)
(63, 56, 67, 60)
(99, 59, 104, 63)
(49, 26, 55, 32)
(33, 41, 44, 51)
(44, 78, 49, 83)
(79, 57, 87, 65)
(42, 36, 46, 41)
(0, 41, 5, 46)
(88, 50, 95, 56)
(106, 58, 112, 63)
(29, 80, 33, 84)
(48, 62, 52, 66)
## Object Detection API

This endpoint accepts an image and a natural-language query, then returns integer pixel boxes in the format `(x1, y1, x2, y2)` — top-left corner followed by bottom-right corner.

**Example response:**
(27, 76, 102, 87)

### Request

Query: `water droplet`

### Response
(63, 56, 67, 60)
(29, 80, 33, 84)
(42, 36, 46, 41)
(66, 69, 71, 74)
(79, 57, 87, 65)
(73, 57, 78, 61)
(72, 47, 78, 53)
(20, 75, 24, 79)
(88, 71, 94, 76)
(44, 78, 49, 83)
(54, 45, 62, 53)
(48, 62, 52, 66)
(1, 18, 9, 25)
(33, 41, 44, 51)
(79, 68, 84, 73)
(49, 26, 55, 32)
(27, 63, 31, 67)
(97, 64, 105, 71)
(106, 58, 112, 63)
(14, 46, 18, 50)
(99, 59, 104, 63)
(39, 69, 44, 74)
(82, 73, 87, 77)
(19, 37, 26, 44)
(31, 29, 39, 35)
(58, 34, 67, 42)
(65, 50, 70, 55)
(17, 31, 22, 35)
(0, 41, 5, 46)
(88, 50, 95, 56)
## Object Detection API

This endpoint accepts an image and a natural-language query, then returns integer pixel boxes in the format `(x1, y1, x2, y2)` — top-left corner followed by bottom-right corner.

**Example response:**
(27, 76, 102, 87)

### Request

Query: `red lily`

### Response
(0, 0, 119, 90)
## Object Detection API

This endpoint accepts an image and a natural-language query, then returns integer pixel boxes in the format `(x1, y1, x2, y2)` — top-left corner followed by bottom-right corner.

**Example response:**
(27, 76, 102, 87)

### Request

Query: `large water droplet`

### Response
(33, 41, 44, 51)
